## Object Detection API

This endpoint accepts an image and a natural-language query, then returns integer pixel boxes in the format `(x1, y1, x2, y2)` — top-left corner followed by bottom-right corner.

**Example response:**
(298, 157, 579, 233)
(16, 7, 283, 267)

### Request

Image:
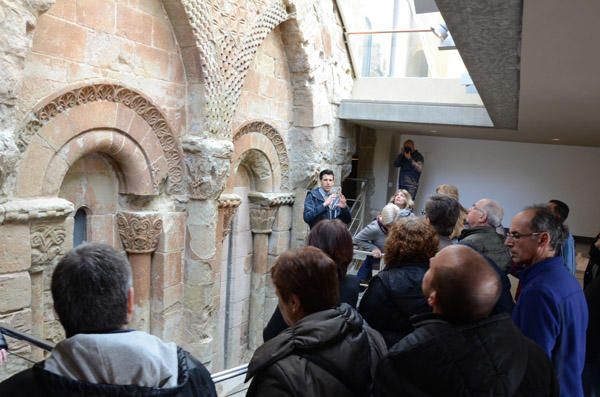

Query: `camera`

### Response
(404, 147, 412, 153)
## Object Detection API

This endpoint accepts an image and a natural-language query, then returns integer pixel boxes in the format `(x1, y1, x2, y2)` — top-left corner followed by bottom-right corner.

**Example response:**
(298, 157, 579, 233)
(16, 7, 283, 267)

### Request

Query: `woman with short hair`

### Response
(246, 247, 386, 397)
(359, 218, 439, 347)
(263, 219, 360, 341)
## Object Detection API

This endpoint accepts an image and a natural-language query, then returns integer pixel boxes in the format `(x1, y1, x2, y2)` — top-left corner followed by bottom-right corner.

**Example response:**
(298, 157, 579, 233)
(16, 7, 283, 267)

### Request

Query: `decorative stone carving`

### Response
(0, 198, 73, 224)
(247, 192, 295, 207)
(249, 206, 278, 234)
(30, 224, 67, 271)
(180, 0, 289, 137)
(183, 136, 233, 200)
(234, 122, 291, 190)
(218, 193, 242, 239)
(16, 84, 185, 194)
(116, 212, 163, 254)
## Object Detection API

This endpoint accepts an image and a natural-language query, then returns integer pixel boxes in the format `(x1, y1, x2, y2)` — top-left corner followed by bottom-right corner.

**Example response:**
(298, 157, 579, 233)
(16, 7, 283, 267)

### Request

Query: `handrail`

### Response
(211, 363, 249, 383)
(0, 326, 54, 352)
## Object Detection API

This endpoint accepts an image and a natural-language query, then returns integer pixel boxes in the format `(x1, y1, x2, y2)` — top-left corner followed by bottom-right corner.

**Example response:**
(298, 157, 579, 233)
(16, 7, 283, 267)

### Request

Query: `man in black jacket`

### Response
(374, 245, 558, 397)
(0, 243, 216, 397)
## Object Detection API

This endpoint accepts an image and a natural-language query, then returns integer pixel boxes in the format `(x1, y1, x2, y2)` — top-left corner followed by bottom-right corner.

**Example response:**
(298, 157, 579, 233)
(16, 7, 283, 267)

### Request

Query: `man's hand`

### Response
(0, 349, 7, 365)
(372, 248, 382, 258)
(323, 194, 336, 207)
(338, 194, 347, 208)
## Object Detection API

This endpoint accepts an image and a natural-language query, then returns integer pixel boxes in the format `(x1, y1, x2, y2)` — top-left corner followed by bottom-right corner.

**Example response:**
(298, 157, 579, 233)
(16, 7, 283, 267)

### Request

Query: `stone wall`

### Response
(0, 0, 356, 380)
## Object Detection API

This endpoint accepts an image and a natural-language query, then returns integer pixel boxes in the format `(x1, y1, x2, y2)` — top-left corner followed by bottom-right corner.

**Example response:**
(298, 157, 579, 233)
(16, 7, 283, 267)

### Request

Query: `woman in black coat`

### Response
(359, 218, 438, 347)
(263, 219, 359, 341)
(246, 247, 386, 397)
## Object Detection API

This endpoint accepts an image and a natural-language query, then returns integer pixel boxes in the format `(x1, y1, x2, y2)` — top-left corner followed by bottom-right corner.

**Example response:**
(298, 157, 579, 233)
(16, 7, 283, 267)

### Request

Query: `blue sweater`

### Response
(513, 256, 588, 397)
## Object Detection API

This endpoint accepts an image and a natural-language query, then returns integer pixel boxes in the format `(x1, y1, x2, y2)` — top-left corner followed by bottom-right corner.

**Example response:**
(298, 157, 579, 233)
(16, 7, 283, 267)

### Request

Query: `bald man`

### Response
(459, 198, 512, 273)
(374, 245, 558, 397)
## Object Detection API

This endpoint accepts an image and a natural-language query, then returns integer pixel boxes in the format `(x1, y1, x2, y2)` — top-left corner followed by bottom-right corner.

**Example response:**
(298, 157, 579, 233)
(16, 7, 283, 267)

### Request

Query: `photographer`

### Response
(393, 140, 424, 200)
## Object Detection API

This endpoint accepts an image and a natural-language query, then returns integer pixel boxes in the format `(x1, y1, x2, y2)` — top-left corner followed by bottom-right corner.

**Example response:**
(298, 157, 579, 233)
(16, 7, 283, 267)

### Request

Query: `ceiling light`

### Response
(552, 138, 560, 141)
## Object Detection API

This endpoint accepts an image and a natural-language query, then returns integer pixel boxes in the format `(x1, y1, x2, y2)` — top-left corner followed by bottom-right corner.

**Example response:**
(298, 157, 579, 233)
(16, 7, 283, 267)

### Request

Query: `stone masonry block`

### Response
(272, 205, 293, 231)
(0, 272, 31, 313)
(268, 230, 290, 256)
(0, 224, 31, 274)
(152, 251, 183, 288)
(157, 212, 186, 253)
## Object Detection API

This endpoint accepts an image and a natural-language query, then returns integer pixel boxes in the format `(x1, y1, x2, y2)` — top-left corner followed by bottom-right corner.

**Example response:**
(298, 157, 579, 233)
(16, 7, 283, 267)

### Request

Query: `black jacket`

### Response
(262, 274, 360, 342)
(358, 261, 431, 347)
(246, 303, 387, 397)
(373, 313, 559, 397)
(0, 347, 216, 397)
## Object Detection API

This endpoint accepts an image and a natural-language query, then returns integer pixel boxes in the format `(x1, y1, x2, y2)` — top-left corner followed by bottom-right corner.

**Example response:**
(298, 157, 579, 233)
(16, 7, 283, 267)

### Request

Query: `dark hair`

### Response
(272, 247, 339, 315)
(430, 246, 500, 323)
(425, 195, 460, 237)
(384, 218, 439, 267)
(319, 169, 334, 180)
(51, 243, 131, 337)
(308, 219, 353, 281)
(526, 205, 564, 252)
(548, 199, 569, 223)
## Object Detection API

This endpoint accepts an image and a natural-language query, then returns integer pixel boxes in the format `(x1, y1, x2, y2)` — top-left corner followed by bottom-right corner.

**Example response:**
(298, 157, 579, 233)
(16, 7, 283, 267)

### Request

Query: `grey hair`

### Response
(525, 205, 564, 252)
(480, 199, 503, 228)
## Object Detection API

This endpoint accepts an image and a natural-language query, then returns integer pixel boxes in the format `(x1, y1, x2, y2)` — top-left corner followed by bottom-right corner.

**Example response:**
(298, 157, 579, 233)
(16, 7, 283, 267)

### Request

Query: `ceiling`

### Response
(346, 0, 600, 147)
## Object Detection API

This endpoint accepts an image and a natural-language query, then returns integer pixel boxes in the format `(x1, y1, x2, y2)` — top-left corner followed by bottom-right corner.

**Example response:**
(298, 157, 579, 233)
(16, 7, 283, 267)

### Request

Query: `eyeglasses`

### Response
(505, 232, 544, 241)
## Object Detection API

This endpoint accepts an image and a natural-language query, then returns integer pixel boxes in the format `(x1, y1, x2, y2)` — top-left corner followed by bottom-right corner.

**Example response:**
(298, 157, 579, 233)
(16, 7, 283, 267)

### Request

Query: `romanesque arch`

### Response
(14, 83, 185, 196)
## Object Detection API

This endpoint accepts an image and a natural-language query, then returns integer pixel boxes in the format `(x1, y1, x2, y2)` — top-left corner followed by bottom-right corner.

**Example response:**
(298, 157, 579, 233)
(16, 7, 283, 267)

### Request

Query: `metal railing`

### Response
(346, 178, 369, 236)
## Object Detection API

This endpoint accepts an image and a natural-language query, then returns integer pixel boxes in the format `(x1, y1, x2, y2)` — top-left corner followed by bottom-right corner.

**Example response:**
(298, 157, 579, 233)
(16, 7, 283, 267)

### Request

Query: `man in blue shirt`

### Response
(506, 205, 588, 397)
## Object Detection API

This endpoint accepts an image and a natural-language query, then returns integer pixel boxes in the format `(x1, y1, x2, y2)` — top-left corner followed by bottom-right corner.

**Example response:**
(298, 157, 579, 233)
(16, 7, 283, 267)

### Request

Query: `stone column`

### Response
(247, 192, 294, 350)
(182, 136, 233, 367)
(116, 212, 162, 332)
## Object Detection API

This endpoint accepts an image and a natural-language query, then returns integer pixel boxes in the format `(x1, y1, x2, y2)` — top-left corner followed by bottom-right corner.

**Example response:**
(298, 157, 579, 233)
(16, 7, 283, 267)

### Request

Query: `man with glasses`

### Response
(506, 205, 588, 397)
(459, 198, 512, 273)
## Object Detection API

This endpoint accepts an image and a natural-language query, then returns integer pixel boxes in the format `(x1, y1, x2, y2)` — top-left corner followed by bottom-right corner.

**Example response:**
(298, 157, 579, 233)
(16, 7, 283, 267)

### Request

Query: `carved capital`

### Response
(249, 206, 277, 234)
(116, 212, 163, 254)
(183, 137, 233, 200)
(218, 193, 242, 239)
(247, 192, 295, 208)
(30, 223, 67, 272)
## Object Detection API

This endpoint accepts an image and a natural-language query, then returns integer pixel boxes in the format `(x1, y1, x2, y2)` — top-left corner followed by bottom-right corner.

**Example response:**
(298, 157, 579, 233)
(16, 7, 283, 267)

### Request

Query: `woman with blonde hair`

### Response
(435, 184, 467, 239)
(389, 189, 415, 217)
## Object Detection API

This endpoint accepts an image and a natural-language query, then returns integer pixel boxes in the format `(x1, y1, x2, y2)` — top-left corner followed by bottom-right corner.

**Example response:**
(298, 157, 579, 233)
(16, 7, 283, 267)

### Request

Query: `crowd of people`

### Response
(0, 148, 598, 396)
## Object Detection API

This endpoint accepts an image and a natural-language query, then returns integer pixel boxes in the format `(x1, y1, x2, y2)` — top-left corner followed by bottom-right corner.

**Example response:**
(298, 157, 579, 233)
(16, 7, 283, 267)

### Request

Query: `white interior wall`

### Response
(373, 132, 600, 237)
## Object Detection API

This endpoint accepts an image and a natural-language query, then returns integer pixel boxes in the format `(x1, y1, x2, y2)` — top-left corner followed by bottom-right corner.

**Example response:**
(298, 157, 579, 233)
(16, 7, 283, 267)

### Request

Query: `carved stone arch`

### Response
(14, 83, 185, 196)
(233, 121, 290, 191)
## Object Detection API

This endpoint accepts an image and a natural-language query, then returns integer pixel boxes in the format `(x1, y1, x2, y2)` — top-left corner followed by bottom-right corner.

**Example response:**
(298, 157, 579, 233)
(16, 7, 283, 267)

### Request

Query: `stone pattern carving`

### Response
(249, 206, 278, 234)
(247, 191, 294, 207)
(0, 198, 73, 224)
(183, 136, 233, 200)
(30, 224, 67, 270)
(234, 121, 291, 190)
(16, 84, 185, 194)
(218, 193, 242, 239)
(181, 0, 289, 137)
(116, 212, 163, 254)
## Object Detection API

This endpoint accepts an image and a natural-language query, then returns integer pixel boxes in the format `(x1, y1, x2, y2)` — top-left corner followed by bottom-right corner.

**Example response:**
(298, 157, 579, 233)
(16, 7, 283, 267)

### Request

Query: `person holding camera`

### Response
(303, 169, 351, 229)
(393, 140, 424, 200)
